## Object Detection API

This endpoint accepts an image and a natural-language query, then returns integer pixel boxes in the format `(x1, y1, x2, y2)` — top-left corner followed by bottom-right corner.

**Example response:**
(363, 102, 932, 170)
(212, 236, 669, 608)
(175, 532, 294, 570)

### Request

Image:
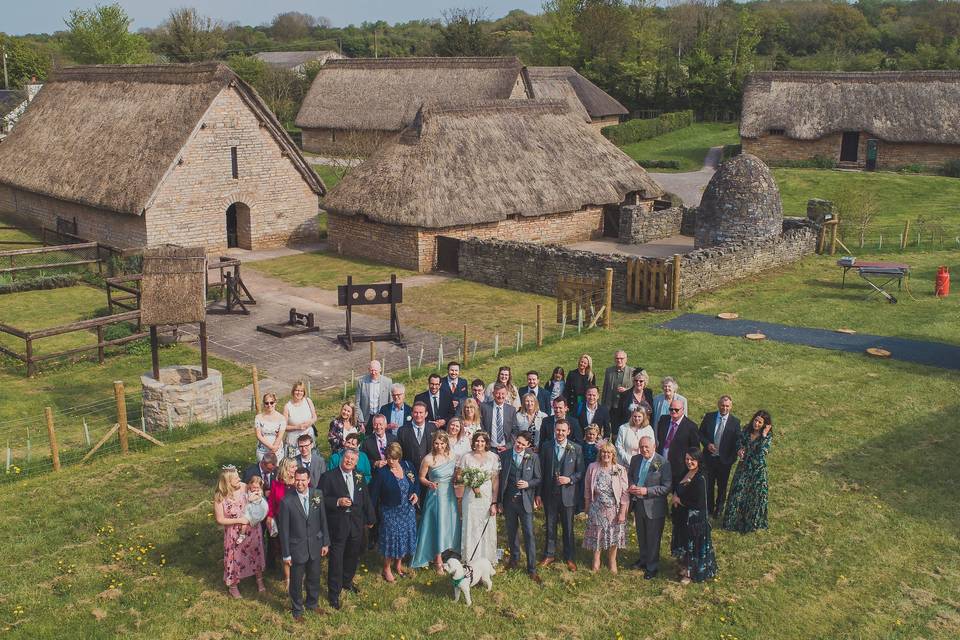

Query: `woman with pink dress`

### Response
(214, 466, 265, 597)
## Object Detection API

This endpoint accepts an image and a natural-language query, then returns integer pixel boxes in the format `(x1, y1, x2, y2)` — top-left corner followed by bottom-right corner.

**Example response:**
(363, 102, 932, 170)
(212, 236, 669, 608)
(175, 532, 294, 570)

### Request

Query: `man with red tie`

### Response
(440, 361, 468, 414)
(656, 400, 699, 490)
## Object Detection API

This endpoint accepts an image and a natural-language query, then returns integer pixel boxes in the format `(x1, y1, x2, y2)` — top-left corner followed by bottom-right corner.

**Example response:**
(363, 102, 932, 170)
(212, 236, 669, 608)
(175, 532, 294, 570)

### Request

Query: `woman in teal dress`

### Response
(722, 410, 772, 533)
(412, 432, 461, 572)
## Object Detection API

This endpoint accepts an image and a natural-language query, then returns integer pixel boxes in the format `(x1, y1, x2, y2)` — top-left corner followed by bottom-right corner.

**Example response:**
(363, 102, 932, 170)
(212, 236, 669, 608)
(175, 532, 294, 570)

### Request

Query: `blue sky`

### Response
(5, 1, 544, 35)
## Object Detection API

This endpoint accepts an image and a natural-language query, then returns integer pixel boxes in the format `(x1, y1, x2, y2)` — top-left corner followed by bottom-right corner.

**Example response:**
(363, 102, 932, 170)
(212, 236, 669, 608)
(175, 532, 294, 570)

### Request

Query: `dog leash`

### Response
(467, 515, 492, 564)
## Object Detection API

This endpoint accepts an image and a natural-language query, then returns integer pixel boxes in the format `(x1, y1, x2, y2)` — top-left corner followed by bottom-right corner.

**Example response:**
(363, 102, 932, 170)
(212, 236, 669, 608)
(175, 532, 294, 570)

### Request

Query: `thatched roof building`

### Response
(254, 50, 345, 73)
(525, 67, 628, 130)
(295, 56, 528, 155)
(740, 71, 960, 169)
(0, 62, 324, 251)
(324, 100, 662, 272)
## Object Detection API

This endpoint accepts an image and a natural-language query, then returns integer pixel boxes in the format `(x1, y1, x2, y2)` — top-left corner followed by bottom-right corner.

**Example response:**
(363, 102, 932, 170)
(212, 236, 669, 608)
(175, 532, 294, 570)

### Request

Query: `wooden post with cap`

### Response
(45, 407, 60, 471)
(114, 381, 129, 455)
(603, 268, 614, 329)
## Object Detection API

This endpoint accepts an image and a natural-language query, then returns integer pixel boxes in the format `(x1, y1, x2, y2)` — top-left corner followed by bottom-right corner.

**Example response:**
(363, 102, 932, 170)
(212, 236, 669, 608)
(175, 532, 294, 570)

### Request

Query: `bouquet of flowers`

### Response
(459, 466, 490, 498)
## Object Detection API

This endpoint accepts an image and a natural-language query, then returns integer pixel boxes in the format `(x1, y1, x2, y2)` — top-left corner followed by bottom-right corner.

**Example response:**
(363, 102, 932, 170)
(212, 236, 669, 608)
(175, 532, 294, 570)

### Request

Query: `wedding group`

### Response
(213, 352, 772, 620)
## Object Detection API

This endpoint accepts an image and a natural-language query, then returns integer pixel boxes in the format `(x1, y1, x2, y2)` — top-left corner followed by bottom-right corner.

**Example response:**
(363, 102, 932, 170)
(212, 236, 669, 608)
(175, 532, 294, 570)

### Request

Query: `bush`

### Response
(0, 274, 78, 294)
(941, 159, 960, 178)
(770, 155, 836, 169)
(633, 159, 681, 170)
(601, 110, 694, 146)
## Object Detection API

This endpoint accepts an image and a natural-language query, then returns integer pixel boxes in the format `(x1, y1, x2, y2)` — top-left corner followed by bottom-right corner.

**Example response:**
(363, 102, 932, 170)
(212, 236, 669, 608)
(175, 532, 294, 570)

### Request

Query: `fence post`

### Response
(114, 381, 129, 455)
(900, 220, 910, 250)
(252, 366, 261, 413)
(45, 407, 60, 472)
(671, 255, 682, 310)
(603, 268, 614, 329)
(536, 304, 543, 347)
(829, 219, 839, 256)
(96, 325, 105, 365)
(462, 324, 468, 367)
(26, 338, 34, 377)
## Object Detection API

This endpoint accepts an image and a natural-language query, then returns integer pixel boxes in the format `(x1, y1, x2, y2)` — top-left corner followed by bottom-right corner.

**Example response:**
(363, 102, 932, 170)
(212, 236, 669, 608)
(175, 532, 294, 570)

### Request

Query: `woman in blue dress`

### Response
(412, 431, 461, 573)
(370, 442, 419, 582)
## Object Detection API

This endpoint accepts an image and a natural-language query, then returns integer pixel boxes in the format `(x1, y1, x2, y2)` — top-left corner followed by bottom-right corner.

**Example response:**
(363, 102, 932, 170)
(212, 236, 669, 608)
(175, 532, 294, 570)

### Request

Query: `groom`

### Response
(497, 430, 542, 582)
(279, 467, 330, 622)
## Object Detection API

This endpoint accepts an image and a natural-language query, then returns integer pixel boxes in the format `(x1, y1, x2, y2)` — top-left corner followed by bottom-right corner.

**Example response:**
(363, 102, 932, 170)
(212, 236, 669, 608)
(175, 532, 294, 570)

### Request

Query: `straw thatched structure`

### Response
(253, 50, 345, 73)
(741, 71, 960, 169)
(140, 245, 208, 326)
(323, 100, 663, 272)
(525, 67, 628, 131)
(295, 56, 529, 156)
(0, 62, 324, 250)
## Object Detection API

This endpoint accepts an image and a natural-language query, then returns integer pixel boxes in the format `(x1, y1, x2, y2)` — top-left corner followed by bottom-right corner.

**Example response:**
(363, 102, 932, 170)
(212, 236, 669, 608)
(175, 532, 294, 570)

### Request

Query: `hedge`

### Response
(601, 110, 694, 146)
(0, 274, 79, 295)
(633, 159, 681, 170)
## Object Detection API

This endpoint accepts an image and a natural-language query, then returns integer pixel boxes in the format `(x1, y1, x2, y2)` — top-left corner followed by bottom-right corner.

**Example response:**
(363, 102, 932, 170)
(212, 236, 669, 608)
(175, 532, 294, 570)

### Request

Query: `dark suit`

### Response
(278, 487, 330, 617)
(440, 376, 468, 408)
(518, 386, 551, 414)
(698, 411, 741, 516)
(480, 401, 518, 450)
(538, 439, 584, 561)
(498, 449, 542, 573)
(321, 467, 375, 599)
(627, 453, 671, 573)
(294, 453, 327, 490)
(601, 366, 631, 412)
(360, 432, 397, 468)
(575, 404, 612, 440)
(655, 415, 700, 487)
(396, 421, 437, 478)
(414, 391, 452, 424)
(378, 402, 413, 433)
(539, 414, 583, 447)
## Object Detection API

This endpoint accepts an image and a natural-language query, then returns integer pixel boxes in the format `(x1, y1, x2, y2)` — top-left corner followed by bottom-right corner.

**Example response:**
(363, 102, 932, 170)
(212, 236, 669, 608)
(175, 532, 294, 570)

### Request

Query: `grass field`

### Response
(247, 250, 416, 290)
(620, 123, 740, 172)
(1, 249, 959, 637)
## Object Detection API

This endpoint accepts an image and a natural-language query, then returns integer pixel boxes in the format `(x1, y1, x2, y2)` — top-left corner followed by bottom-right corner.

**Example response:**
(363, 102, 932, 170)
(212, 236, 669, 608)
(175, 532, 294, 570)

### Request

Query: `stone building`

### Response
(295, 57, 529, 156)
(695, 153, 783, 249)
(525, 67, 628, 132)
(740, 71, 960, 170)
(322, 100, 663, 273)
(0, 63, 325, 251)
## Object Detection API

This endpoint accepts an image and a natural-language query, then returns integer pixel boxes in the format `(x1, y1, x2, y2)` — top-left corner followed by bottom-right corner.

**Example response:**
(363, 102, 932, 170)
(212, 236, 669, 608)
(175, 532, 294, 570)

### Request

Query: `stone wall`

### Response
(743, 132, 960, 169)
(327, 206, 604, 273)
(618, 204, 694, 244)
(141, 366, 224, 432)
(301, 127, 395, 157)
(678, 221, 818, 300)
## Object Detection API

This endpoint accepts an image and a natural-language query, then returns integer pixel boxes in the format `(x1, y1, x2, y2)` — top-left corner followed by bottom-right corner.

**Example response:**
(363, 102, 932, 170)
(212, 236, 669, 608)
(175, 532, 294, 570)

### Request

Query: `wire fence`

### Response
(835, 221, 960, 253)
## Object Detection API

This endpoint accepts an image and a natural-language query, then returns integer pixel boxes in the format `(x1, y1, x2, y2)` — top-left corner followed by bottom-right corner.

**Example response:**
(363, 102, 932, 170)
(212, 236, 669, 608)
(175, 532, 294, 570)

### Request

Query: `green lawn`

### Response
(247, 250, 416, 290)
(687, 249, 960, 346)
(0, 223, 41, 249)
(0, 299, 958, 638)
(0, 285, 107, 357)
(620, 122, 740, 172)
(773, 168, 960, 224)
(314, 164, 342, 191)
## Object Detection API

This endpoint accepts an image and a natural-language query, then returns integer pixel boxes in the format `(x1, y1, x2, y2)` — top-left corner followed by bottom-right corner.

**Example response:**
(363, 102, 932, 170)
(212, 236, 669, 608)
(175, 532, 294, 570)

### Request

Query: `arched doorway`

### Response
(225, 202, 252, 249)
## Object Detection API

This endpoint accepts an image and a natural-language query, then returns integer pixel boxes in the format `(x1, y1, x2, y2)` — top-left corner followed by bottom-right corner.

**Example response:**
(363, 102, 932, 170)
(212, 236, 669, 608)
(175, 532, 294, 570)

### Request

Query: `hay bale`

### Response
(140, 245, 206, 325)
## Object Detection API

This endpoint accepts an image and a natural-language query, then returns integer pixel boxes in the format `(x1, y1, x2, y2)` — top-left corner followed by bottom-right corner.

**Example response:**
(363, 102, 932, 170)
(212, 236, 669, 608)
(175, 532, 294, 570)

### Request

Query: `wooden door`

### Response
(840, 132, 860, 162)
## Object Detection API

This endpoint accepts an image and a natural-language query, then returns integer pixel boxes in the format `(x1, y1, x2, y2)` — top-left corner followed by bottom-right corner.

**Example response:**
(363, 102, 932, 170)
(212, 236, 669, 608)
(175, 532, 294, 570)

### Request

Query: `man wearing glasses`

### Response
(655, 400, 700, 492)
(293, 433, 326, 490)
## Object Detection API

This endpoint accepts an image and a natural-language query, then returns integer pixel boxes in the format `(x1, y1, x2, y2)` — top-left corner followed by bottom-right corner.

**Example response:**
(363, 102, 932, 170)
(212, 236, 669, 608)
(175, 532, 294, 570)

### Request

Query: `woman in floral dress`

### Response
(582, 442, 630, 573)
(213, 466, 265, 597)
(722, 410, 773, 533)
(370, 442, 419, 582)
(672, 448, 718, 584)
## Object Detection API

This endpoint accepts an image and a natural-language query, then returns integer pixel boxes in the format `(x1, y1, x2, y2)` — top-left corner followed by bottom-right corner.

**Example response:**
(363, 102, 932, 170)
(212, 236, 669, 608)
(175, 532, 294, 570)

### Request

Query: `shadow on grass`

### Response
(821, 402, 960, 531)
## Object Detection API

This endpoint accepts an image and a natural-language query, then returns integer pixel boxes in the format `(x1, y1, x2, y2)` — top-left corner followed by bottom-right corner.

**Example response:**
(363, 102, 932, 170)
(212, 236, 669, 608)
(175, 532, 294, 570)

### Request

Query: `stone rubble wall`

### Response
(618, 205, 696, 245)
(141, 367, 224, 433)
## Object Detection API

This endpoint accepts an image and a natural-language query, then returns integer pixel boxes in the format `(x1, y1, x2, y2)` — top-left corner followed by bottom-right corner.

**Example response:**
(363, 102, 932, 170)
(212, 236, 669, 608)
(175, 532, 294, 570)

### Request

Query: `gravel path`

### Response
(647, 146, 723, 207)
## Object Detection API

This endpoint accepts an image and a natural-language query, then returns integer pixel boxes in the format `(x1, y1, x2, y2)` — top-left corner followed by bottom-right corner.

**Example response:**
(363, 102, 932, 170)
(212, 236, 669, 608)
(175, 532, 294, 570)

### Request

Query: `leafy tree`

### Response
(61, 3, 152, 64)
(270, 12, 317, 42)
(532, 0, 582, 66)
(436, 9, 498, 56)
(225, 54, 267, 86)
(156, 8, 225, 62)
(0, 35, 52, 86)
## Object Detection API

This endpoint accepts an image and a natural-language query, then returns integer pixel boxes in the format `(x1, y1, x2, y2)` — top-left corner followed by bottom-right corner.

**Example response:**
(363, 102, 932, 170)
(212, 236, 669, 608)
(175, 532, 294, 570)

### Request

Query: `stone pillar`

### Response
(140, 366, 225, 432)
(806, 198, 833, 224)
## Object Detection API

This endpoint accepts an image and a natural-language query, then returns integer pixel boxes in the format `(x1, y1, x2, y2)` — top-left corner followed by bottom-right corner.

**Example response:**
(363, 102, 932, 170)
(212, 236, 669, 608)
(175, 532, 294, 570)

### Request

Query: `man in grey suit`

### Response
(279, 468, 330, 622)
(627, 436, 672, 579)
(536, 420, 585, 571)
(497, 430, 542, 582)
(293, 433, 326, 490)
(481, 383, 517, 453)
(355, 360, 392, 426)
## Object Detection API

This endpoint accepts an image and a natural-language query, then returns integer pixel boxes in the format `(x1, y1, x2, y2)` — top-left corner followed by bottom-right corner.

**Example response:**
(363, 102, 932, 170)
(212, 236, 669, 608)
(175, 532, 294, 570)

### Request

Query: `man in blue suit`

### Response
(440, 361, 468, 414)
(414, 374, 452, 428)
(518, 370, 552, 414)
(378, 383, 412, 436)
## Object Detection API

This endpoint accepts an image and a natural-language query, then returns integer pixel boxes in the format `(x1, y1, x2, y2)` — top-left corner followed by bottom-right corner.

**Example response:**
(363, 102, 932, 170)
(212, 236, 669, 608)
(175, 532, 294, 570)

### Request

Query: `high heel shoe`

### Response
(381, 570, 395, 583)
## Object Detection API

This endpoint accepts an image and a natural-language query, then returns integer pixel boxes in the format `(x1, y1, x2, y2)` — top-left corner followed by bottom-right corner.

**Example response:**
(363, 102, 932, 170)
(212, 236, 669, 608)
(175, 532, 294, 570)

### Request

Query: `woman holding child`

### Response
(214, 466, 266, 598)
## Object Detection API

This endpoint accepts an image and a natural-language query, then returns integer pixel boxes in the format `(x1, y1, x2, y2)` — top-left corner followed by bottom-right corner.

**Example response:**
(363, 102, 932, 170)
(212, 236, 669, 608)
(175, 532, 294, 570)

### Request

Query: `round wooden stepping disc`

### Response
(717, 312, 739, 320)
(866, 347, 891, 358)
(836, 328, 857, 334)
(745, 333, 766, 341)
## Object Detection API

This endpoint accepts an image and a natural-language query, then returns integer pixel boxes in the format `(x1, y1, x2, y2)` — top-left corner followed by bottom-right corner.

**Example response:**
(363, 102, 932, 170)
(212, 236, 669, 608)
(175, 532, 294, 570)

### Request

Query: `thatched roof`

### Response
(295, 57, 527, 131)
(140, 245, 207, 326)
(525, 67, 628, 120)
(323, 100, 662, 228)
(254, 50, 345, 69)
(741, 71, 960, 143)
(0, 62, 324, 216)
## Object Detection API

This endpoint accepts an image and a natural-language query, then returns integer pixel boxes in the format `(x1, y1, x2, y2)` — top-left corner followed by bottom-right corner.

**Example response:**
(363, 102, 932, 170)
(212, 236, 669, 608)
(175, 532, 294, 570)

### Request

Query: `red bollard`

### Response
(935, 266, 950, 297)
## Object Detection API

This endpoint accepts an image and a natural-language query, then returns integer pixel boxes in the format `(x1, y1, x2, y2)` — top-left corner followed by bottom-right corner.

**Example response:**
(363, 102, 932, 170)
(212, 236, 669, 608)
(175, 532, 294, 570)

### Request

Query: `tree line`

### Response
(3, 1, 960, 124)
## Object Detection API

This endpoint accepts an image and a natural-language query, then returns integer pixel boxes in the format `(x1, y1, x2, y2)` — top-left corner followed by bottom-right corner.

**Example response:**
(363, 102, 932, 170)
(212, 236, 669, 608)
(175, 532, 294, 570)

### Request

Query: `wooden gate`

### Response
(625, 255, 680, 309)
(557, 275, 604, 325)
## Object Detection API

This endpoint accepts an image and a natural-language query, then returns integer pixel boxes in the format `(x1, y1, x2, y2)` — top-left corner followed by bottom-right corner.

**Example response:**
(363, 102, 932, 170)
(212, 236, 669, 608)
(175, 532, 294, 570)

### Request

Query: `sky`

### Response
(4, 1, 545, 35)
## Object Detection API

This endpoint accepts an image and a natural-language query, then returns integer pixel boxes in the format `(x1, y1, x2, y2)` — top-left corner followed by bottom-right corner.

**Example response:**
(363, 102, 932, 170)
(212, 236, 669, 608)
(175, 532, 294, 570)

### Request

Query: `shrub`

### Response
(633, 159, 681, 170)
(770, 155, 835, 169)
(601, 110, 694, 146)
(941, 159, 960, 178)
(0, 274, 78, 294)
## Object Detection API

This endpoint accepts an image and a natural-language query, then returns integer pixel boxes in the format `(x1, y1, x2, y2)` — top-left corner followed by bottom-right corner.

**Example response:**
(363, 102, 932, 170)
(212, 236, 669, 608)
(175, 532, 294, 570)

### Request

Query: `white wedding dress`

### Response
(458, 451, 501, 565)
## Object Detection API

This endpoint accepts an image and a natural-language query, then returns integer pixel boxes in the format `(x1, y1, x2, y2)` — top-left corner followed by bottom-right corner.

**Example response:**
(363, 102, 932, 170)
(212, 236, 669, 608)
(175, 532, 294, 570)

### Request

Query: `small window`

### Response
(768, 128, 785, 136)
(230, 147, 238, 179)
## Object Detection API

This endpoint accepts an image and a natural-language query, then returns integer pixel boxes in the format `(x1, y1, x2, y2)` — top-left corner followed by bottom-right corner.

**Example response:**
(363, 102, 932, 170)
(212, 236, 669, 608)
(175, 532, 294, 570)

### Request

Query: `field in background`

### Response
(620, 122, 740, 172)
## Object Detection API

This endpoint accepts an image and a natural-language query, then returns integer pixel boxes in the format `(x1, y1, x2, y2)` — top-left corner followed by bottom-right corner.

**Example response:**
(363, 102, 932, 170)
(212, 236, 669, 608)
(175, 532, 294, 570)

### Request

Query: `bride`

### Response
(455, 431, 500, 566)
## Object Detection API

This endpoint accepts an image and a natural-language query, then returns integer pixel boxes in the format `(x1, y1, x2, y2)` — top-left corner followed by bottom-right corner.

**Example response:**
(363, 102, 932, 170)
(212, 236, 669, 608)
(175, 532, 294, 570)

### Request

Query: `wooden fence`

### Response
(556, 268, 614, 329)
(625, 255, 681, 309)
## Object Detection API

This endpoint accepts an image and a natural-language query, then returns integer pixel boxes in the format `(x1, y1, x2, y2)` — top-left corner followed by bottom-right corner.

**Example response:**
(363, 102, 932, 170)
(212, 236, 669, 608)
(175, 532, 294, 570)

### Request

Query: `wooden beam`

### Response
(80, 424, 120, 464)
(45, 407, 61, 471)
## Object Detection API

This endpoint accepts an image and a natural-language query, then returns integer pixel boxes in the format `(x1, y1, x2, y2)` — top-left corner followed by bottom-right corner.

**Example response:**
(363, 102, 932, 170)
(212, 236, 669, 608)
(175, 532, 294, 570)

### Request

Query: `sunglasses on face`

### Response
(669, 407, 682, 412)
(264, 401, 276, 406)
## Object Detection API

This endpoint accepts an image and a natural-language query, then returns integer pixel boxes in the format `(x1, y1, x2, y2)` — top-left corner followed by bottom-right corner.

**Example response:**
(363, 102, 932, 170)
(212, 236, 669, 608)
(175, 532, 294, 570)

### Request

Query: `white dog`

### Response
(443, 557, 495, 606)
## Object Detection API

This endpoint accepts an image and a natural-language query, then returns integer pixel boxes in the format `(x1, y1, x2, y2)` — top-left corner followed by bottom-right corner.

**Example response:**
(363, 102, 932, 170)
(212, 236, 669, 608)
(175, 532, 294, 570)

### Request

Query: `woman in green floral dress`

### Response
(722, 410, 772, 533)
